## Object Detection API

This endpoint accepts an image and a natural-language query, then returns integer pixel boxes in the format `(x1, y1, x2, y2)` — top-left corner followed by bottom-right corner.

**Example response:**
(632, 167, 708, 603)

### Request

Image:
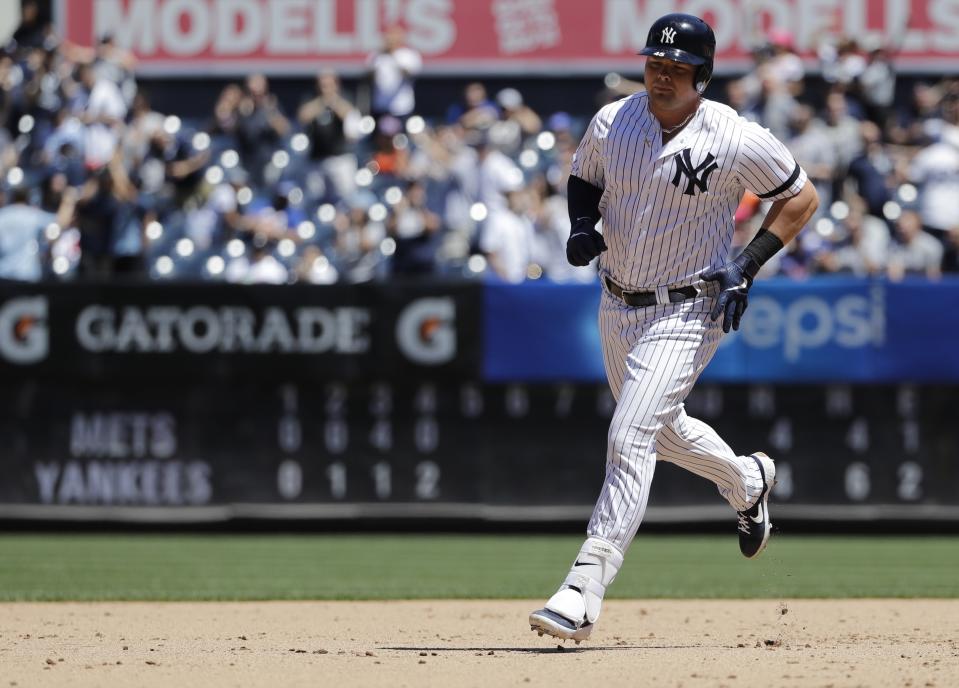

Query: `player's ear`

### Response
(695, 64, 712, 93)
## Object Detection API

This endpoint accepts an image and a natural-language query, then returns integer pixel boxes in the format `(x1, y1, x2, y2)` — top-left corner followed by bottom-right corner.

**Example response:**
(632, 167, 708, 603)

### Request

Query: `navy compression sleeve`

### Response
(567, 175, 604, 226)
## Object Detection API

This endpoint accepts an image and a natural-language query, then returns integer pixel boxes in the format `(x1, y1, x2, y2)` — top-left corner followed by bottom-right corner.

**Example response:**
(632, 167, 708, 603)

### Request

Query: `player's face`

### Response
(644, 58, 698, 110)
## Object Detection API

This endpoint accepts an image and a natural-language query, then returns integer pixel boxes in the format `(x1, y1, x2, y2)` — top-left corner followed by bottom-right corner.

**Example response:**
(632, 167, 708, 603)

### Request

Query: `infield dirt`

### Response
(2, 600, 957, 687)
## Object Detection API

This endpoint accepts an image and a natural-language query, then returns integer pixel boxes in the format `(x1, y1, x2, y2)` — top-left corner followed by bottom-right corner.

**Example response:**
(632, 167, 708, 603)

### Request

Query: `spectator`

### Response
(447, 82, 499, 130)
(824, 91, 864, 172)
(813, 199, 890, 276)
(469, 130, 524, 215)
(91, 35, 137, 107)
(846, 120, 895, 218)
(0, 53, 22, 142)
(242, 181, 306, 244)
(764, 29, 805, 95)
(724, 78, 761, 124)
(542, 113, 578, 195)
(737, 39, 801, 140)
(908, 95, 959, 240)
(386, 178, 441, 276)
(294, 245, 339, 284)
(370, 114, 409, 180)
(856, 38, 897, 127)
(77, 154, 136, 279)
(480, 188, 533, 284)
(12, 1, 49, 50)
(545, 111, 577, 150)
(36, 170, 82, 275)
(786, 104, 837, 223)
(16, 46, 62, 156)
(74, 150, 137, 278)
(61, 34, 138, 107)
(0, 181, 75, 280)
(888, 209, 943, 280)
(243, 239, 288, 284)
(498, 89, 533, 128)
(820, 36, 867, 89)
(489, 87, 541, 154)
(889, 81, 944, 146)
(822, 90, 865, 200)
(404, 121, 455, 183)
(183, 167, 246, 251)
(298, 69, 361, 202)
(75, 60, 127, 169)
(333, 192, 386, 282)
(164, 130, 210, 208)
(43, 106, 86, 181)
(406, 123, 477, 235)
(235, 74, 289, 184)
(926, 89, 959, 143)
(753, 70, 799, 141)
(367, 25, 421, 121)
(209, 83, 243, 141)
(123, 91, 164, 165)
(132, 127, 177, 210)
(941, 226, 959, 273)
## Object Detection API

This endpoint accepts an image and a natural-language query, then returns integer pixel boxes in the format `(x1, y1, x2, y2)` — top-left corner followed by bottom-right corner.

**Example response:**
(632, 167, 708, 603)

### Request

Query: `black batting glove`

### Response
(701, 253, 760, 333)
(566, 218, 607, 267)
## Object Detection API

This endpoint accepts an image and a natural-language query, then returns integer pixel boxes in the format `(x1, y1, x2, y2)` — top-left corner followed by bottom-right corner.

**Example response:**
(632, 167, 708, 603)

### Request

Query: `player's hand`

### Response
(701, 255, 753, 333)
(566, 219, 607, 267)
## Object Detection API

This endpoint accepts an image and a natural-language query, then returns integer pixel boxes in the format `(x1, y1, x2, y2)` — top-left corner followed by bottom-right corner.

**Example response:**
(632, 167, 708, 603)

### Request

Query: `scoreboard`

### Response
(2, 382, 955, 522)
(1, 280, 956, 523)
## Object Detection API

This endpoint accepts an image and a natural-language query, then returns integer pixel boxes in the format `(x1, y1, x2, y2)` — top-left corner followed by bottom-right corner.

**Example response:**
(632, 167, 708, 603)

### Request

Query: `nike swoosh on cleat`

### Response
(749, 504, 765, 524)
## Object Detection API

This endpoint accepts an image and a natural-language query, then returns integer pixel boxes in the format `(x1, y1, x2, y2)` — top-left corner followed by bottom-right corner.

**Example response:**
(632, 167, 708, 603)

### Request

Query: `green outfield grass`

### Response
(0, 534, 956, 601)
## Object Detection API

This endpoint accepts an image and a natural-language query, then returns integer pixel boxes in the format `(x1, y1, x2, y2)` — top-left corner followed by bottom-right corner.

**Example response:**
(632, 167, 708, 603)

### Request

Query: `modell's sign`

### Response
(56, 0, 959, 76)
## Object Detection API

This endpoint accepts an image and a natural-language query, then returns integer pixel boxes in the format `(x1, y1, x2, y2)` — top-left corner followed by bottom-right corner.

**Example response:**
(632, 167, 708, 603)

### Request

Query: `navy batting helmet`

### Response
(639, 13, 716, 93)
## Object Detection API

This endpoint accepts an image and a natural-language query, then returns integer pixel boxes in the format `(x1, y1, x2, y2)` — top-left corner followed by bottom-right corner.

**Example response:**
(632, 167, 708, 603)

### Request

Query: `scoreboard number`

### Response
(845, 462, 870, 501)
(897, 462, 922, 501)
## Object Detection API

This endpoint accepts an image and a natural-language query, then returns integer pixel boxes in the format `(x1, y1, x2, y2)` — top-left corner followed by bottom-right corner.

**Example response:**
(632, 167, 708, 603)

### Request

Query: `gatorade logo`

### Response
(0, 296, 49, 364)
(396, 298, 456, 365)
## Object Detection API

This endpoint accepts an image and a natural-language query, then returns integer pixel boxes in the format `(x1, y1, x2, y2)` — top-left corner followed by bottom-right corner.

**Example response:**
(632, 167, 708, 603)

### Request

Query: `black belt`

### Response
(604, 277, 699, 307)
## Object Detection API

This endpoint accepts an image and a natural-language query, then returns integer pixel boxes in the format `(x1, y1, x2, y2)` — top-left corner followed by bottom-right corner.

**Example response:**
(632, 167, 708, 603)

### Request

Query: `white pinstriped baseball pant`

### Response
(587, 285, 765, 553)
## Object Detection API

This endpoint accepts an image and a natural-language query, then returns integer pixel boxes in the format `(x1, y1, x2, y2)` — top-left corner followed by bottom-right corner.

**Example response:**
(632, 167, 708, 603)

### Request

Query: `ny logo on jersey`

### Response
(671, 149, 719, 195)
(661, 27, 677, 44)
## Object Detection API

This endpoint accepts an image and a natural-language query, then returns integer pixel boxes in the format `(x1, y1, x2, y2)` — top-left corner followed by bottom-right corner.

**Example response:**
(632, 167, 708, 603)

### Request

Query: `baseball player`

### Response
(529, 13, 819, 643)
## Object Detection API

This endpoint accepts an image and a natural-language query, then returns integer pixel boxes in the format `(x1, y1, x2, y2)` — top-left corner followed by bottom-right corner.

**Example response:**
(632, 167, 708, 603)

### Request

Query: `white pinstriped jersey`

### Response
(571, 91, 807, 290)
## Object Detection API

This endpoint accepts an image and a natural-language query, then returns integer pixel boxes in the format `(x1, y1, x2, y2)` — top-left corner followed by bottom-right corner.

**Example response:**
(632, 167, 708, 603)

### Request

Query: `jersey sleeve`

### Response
(735, 121, 807, 201)
(570, 110, 606, 189)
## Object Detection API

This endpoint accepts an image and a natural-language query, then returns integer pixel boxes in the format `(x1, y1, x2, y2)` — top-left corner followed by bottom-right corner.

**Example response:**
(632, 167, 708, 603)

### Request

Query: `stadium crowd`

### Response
(1, 12, 958, 284)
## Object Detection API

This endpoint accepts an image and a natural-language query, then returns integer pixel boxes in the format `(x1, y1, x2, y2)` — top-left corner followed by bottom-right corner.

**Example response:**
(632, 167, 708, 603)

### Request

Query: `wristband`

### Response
(737, 228, 784, 279)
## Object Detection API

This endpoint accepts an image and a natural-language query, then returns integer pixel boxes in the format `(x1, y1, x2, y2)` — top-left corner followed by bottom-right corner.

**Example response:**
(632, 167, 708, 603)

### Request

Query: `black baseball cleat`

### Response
(737, 452, 776, 558)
